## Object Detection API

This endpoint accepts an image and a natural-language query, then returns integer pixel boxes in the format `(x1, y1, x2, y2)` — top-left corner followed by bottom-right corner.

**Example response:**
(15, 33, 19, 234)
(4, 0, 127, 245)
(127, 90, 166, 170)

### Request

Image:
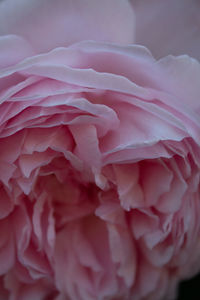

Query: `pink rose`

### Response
(0, 1, 200, 300)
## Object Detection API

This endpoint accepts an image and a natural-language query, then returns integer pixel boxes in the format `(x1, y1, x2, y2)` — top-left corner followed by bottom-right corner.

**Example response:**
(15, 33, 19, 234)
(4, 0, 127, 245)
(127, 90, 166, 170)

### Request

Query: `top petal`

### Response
(132, 0, 200, 61)
(0, 0, 135, 53)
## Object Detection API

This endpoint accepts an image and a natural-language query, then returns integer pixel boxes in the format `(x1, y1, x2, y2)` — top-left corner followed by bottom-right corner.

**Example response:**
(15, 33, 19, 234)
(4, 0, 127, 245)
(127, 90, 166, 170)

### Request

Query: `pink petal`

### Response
(135, 259, 161, 298)
(4, 274, 54, 300)
(19, 150, 58, 178)
(0, 35, 34, 68)
(141, 238, 174, 267)
(0, 130, 24, 163)
(130, 209, 159, 240)
(107, 223, 137, 288)
(140, 160, 173, 207)
(0, 0, 135, 53)
(0, 218, 15, 275)
(157, 159, 187, 213)
(70, 124, 102, 170)
(0, 186, 14, 219)
(0, 161, 16, 186)
(113, 164, 143, 210)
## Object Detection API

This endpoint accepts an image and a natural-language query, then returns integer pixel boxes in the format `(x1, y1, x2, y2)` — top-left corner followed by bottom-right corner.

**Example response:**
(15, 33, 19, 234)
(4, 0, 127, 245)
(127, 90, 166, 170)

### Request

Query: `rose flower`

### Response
(0, 1, 200, 300)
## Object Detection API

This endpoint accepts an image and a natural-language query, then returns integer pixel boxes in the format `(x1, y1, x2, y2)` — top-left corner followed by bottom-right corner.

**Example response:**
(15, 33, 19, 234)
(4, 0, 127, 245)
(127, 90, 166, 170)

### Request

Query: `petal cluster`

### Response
(0, 40, 200, 300)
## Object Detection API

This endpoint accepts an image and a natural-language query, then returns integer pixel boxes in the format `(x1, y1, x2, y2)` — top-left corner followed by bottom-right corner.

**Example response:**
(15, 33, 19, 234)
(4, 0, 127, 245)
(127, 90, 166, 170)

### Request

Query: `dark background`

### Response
(177, 272, 200, 300)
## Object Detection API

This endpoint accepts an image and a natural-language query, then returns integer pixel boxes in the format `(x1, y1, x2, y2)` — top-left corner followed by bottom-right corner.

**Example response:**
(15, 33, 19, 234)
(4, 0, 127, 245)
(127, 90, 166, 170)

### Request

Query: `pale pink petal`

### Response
(23, 127, 74, 154)
(32, 192, 56, 257)
(13, 204, 53, 280)
(70, 124, 102, 171)
(16, 172, 38, 196)
(97, 203, 137, 289)
(140, 160, 173, 207)
(95, 198, 126, 227)
(107, 223, 137, 288)
(157, 159, 187, 213)
(141, 238, 174, 267)
(0, 0, 135, 53)
(113, 164, 143, 210)
(0, 76, 40, 107)
(130, 209, 159, 240)
(0, 35, 34, 68)
(12, 206, 32, 261)
(134, 259, 161, 298)
(19, 150, 58, 178)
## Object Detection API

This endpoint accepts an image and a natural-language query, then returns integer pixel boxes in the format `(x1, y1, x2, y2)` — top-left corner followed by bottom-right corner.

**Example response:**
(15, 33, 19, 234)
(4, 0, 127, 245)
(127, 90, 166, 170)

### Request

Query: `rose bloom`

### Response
(0, 1, 200, 300)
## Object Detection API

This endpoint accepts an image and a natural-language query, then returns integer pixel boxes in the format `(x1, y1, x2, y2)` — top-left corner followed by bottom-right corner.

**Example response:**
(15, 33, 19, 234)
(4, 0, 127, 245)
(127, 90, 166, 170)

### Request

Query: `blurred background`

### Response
(178, 273, 200, 299)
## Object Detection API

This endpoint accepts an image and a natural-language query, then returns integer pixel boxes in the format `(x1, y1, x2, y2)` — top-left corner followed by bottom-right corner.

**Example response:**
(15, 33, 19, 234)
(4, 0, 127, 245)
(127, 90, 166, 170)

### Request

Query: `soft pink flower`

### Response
(0, 1, 200, 300)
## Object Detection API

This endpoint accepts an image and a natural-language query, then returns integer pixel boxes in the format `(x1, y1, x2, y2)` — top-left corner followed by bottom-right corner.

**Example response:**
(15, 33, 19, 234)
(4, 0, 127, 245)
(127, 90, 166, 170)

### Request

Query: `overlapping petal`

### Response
(0, 20, 200, 300)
